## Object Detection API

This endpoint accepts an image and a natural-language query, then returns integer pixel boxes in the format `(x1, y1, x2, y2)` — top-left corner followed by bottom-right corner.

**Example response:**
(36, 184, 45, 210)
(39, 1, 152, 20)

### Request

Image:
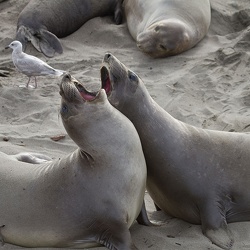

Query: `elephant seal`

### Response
(0, 73, 147, 249)
(101, 53, 250, 249)
(123, 0, 211, 57)
(16, 0, 123, 57)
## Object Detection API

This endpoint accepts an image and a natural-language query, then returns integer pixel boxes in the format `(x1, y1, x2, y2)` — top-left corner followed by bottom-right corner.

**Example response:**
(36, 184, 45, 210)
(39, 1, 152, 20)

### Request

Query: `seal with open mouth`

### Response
(101, 53, 250, 250)
(0, 73, 147, 249)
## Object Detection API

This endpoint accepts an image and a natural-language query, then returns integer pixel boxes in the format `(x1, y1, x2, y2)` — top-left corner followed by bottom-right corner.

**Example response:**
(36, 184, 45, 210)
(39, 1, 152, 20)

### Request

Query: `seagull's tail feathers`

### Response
(16, 26, 63, 58)
(54, 69, 66, 77)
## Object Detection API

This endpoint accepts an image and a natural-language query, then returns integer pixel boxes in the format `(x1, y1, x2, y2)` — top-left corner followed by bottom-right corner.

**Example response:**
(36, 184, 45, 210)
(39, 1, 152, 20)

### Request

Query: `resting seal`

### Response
(16, 0, 123, 57)
(123, 0, 211, 57)
(0, 73, 147, 249)
(101, 53, 250, 249)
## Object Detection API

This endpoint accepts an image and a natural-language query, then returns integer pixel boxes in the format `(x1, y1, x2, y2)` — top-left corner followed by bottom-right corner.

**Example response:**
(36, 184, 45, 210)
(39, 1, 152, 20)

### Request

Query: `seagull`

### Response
(5, 40, 65, 88)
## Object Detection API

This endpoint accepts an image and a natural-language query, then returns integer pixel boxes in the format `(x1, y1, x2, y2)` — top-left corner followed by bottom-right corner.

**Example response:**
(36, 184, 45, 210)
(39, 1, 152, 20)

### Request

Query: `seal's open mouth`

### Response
(101, 66, 112, 95)
(60, 74, 97, 102)
(74, 82, 97, 101)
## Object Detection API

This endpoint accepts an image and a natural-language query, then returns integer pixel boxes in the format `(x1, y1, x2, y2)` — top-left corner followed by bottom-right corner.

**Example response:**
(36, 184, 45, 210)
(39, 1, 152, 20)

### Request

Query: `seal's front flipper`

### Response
(205, 223, 233, 250)
(201, 203, 234, 250)
(38, 29, 63, 58)
(97, 222, 137, 250)
(0, 225, 5, 246)
(136, 200, 153, 226)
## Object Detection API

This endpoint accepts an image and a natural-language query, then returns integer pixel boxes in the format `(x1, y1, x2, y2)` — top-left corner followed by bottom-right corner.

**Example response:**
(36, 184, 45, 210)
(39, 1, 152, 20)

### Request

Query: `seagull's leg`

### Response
(34, 77, 38, 88)
(26, 77, 31, 88)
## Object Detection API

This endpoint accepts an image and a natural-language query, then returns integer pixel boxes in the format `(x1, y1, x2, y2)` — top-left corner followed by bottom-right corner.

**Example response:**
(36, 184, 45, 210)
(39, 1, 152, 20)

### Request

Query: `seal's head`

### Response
(59, 73, 108, 144)
(101, 53, 145, 112)
(101, 53, 149, 113)
(137, 19, 192, 58)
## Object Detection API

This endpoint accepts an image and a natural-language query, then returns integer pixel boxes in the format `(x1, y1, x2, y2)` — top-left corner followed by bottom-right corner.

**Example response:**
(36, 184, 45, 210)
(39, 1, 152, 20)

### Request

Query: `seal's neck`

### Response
(66, 106, 137, 166)
(119, 85, 187, 140)
(125, 86, 173, 123)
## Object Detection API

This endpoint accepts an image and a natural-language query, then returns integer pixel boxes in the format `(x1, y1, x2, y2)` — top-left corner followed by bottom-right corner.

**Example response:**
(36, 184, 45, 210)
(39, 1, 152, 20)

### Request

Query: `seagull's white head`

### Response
(5, 40, 23, 52)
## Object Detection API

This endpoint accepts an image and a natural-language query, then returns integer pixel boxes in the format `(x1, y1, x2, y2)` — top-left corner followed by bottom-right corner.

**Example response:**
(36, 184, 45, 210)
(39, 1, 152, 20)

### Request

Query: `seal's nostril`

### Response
(104, 53, 111, 61)
(64, 73, 71, 80)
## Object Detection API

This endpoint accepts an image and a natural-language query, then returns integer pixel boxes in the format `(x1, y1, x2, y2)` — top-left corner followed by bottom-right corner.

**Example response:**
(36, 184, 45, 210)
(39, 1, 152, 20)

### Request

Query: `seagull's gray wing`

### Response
(13, 53, 56, 76)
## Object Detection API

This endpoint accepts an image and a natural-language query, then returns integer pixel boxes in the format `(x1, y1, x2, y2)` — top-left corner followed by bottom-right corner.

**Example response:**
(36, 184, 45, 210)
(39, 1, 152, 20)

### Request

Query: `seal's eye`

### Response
(128, 71, 137, 82)
(61, 104, 68, 113)
(155, 26, 160, 32)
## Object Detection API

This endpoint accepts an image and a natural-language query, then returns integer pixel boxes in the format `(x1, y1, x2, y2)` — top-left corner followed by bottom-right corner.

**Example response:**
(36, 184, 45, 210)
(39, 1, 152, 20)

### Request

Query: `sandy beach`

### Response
(1, 0, 250, 249)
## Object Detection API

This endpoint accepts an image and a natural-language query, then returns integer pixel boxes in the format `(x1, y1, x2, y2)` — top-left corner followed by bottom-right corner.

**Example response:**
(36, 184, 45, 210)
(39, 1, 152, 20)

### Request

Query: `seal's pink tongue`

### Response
(79, 91, 95, 101)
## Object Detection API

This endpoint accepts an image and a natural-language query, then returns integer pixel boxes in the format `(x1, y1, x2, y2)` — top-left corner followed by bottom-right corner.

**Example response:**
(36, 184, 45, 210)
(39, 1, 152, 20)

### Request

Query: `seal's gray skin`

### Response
(16, 0, 123, 57)
(101, 53, 250, 250)
(0, 73, 146, 249)
(123, 0, 211, 57)
(0, 151, 52, 164)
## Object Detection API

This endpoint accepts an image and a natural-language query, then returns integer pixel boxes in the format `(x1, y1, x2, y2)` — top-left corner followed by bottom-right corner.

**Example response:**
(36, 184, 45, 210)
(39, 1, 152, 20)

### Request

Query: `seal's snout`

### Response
(104, 53, 112, 62)
(60, 73, 70, 95)
(60, 73, 73, 98)
(63, 73, 71, 81)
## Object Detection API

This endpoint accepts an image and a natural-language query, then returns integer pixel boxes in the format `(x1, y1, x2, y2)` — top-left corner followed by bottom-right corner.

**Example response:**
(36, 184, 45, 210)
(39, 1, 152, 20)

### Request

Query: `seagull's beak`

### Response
(5, 45, 10, 50)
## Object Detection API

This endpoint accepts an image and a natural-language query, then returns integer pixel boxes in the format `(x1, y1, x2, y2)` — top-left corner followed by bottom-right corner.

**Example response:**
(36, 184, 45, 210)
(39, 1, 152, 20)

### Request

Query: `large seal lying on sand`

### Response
(0, 73, 147, 249)
(16, 0, 123, 57)
(101, 53, 250, 249)
(123, 0, 211, 57)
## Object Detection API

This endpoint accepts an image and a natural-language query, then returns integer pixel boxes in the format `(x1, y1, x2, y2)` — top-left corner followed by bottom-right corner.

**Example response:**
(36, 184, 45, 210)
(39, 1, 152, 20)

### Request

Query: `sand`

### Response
(0, 0, 250, 249)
